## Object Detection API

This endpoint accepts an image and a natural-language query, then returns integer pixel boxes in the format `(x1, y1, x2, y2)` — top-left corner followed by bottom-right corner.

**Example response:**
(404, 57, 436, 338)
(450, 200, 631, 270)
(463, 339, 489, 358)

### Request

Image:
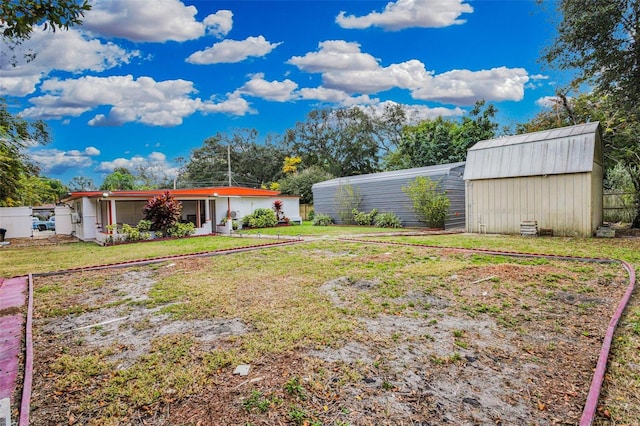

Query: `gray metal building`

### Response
(312, 162, 466, 229)
(464, 122, 603, 237)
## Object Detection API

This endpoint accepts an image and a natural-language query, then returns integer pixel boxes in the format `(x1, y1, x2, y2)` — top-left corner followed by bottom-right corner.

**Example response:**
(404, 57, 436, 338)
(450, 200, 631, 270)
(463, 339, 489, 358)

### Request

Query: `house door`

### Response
(209, 200, 216, 232)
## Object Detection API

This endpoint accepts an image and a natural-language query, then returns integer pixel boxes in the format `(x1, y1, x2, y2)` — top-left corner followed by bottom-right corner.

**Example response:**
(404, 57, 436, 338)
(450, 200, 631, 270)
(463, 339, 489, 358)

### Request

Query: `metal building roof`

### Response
(313, 162, 466, 189)
(463, 122, 602, 180)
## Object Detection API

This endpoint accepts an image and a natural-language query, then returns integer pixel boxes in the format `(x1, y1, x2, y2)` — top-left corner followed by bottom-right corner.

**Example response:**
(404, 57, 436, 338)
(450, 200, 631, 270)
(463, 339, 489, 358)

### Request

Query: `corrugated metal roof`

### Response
(464, 122, 601, 180)
(313, 162, 466, 189)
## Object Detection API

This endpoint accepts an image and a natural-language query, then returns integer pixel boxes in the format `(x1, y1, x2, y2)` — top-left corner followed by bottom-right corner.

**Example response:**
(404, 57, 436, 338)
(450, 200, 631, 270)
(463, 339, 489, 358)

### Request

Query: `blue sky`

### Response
(1, 0, 569, 186)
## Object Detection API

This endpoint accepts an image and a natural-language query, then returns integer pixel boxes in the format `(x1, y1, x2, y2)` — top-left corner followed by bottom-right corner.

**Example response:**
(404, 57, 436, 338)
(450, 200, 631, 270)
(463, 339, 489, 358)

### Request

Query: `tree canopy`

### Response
(100, 168, 137, 191)
(541, 0, 640, 227)
(389, 101, 498, 169)
(178, 129, 285, 188)
(1, 0, 91, 40)
(0, 99, 51, 205)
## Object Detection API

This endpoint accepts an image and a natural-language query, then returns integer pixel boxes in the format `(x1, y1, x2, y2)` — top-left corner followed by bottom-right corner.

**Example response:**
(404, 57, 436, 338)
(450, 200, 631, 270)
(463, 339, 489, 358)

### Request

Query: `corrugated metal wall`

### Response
(465, 172, 596, 237)
(313, 163, 466, 229)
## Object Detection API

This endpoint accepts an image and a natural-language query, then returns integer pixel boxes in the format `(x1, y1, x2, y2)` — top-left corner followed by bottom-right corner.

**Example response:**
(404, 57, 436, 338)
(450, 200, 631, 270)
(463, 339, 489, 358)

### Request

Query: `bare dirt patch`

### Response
(28, 244, 628, 425)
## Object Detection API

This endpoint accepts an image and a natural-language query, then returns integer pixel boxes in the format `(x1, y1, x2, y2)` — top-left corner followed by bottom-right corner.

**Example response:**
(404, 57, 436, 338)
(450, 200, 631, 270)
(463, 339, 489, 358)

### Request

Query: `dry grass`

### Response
(27, 237, 638, 425)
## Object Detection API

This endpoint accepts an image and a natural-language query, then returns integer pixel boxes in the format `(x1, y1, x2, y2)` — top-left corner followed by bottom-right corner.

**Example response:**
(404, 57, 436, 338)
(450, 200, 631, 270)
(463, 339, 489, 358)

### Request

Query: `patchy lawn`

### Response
(28, 239, 633, 425)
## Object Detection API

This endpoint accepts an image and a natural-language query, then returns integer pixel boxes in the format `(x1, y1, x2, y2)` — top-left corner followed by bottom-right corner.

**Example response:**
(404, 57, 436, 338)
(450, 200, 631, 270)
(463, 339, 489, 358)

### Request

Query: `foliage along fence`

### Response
(603, 192, 636, 223)
(299, 204, 313, 220)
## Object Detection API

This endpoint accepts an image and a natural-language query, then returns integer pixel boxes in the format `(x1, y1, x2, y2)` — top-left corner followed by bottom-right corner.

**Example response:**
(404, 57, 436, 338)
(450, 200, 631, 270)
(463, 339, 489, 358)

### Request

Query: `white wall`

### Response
(0, 207, 33, 238)
(54, 206, 73, 235)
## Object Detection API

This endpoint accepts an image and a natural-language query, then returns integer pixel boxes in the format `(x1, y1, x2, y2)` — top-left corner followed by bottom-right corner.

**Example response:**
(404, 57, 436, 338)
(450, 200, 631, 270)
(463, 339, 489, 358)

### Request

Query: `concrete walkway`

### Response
(0, 276, 28, 425)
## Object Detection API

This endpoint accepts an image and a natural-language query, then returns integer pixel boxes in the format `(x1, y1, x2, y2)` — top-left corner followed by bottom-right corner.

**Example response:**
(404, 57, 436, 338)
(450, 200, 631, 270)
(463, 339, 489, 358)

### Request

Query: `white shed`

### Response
(464, 122, 603, 237)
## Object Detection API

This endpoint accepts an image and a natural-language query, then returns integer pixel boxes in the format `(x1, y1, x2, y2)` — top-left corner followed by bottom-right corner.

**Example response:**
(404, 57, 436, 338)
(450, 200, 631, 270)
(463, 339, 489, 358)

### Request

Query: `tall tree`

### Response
(16, 176, 68, 206)
(100, 168, 137, 191)
(68, 176, 96, 191)
(0, 99, 50, 205)
(542, 0, 640, 227)
(179, 129, 285, 188)
(542, 0, 640, 113)
(392, 101, 498, 169)
(278, 166, 334, 204)
(285, 107, 380, 177)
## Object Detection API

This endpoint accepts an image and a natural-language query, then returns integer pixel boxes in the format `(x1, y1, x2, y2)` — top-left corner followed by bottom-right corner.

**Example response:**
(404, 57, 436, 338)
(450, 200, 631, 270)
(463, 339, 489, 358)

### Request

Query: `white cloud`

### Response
(297, 87, 378, 107)
(336, 0, 473, 30)
(85, 146, 101, 156)
(200, 91, 256, 116)
(411, 67, 530, 105)
(363, 100, 465, 122)
(186, 36, 282, 65)
(29, 147, 100, 175)
(526, 74, 550, 90)
(238, 74, 298, 102)
(535, 96, 566, 108)
(21, 75, 202, 126)
(289, 41, 529, 105)
(0, 27, 139, 96)
(97, 152, 179, 179)
(287, 40, 379, 73)
(204, 10, 233, 38)
(83, 0, 224, 42)
(322, 59, 432, 94)
(22, 74, 255, 123)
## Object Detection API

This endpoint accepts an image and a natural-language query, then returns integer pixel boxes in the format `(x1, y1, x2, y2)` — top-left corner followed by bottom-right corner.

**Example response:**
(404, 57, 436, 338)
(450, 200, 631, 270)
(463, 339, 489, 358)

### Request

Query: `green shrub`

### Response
(167, 222, 196, 237)
(307, 210, 315, 221)
(137, 219, 152, 231)
(374, 212, 403, 228)
(242, 208, 278, 228)
(312, 214, 333, 226)
(121, 223, 141, 241)
(402, 176, 449, 228)
(352, 208, 378, 225)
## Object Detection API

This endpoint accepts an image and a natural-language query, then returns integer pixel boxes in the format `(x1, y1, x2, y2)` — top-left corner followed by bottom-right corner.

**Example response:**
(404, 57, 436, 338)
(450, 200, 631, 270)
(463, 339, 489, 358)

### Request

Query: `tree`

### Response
(0, 98, 50, 205)
(285, 107, 380, 177)
(143, 191, 182, 234)
(542, 1, 640, 227)
(179, 129, 286, 188)
(391, 101, 498, 169)
(282, 156, 302, 175)
(100, 168, 136, 190)
(1, 0, 91, 41)
(278, 166, 334, 204)
(15, 176, 68, 206)
(517, 92, 640, 226)
(2, 0, 91, 65)
(403, 176, 450, 228)
(68, 176, 96, 191)
(397, 117, 458, 169)
(542, 0, 640, 114)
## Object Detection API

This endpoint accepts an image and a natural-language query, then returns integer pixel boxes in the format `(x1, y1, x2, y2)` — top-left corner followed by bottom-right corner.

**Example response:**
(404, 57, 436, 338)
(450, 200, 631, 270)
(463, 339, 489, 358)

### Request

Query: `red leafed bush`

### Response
(143, 191, 182, 234)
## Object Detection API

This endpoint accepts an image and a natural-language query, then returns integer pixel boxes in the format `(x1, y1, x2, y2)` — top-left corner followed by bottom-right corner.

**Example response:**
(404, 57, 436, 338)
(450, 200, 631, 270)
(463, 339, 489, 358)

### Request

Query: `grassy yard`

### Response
(0, 235, 286, 277)
(3, 230, 639, 424)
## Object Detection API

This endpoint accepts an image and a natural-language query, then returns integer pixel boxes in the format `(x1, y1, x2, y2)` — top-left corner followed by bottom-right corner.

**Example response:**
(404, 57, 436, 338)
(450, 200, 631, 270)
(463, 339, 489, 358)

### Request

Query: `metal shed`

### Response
(312, 162, 466, 229)
(464, 122, 603, 237)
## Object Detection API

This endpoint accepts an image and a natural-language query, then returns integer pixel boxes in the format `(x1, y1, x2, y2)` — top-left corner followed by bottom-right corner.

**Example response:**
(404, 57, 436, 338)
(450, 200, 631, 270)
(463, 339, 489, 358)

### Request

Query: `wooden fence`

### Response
(603, 192, 636, 223)
(299, 204, 313, 221)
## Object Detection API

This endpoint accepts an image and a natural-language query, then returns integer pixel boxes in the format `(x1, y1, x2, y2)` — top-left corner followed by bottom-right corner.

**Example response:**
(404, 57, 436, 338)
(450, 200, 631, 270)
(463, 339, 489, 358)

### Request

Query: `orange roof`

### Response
(63, 186, 283, 201)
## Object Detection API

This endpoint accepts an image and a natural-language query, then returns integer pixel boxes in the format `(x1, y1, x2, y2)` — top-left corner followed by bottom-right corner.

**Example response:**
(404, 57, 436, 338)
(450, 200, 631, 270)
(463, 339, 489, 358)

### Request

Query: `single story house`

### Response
(61, 187, 300, 243)
(464, 122, 603, 237)
(312, 162, 466, 229)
